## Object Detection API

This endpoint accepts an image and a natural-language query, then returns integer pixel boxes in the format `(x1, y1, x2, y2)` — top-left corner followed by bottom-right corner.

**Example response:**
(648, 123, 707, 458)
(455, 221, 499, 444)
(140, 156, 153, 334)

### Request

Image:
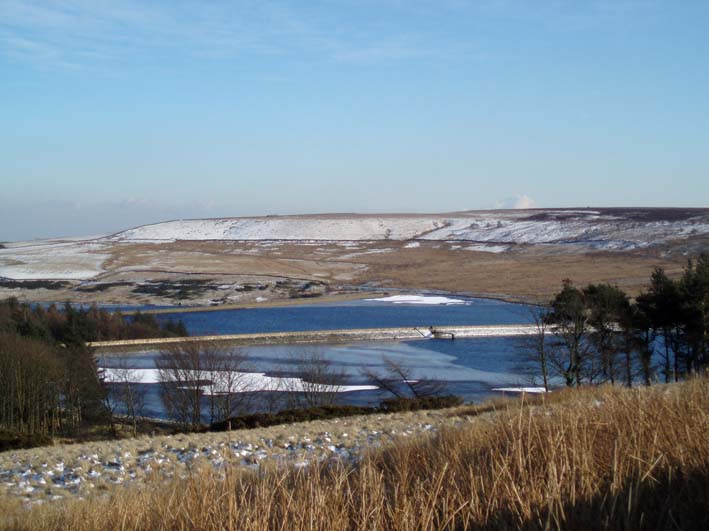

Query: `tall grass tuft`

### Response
(3, 378, 708, 530)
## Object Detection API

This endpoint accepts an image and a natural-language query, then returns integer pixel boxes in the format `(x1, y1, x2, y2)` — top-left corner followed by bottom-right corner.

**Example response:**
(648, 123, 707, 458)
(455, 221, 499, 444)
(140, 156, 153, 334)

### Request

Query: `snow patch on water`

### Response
(101, 367, 377, 394)
(365, 295, 467, 305)
(492, 387, 548, 394)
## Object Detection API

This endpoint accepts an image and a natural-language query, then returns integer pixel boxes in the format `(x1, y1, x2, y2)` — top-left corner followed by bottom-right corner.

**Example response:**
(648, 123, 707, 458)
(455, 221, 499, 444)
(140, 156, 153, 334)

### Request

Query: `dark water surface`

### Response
(152, 297, 533, 335)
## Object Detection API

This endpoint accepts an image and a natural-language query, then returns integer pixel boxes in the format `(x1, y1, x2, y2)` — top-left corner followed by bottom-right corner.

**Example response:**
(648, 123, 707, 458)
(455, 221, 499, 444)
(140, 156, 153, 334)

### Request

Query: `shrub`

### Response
(380, 395, 463, 412)
(0, 429, 52, 452)
(210, 405, 376, 431)
(209, 398, 462, 432)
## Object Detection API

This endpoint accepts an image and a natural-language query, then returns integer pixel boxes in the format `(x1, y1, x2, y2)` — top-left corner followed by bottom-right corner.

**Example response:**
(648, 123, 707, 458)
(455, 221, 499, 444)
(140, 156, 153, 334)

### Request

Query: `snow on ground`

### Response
(101, 367, 378, 394)
(0, 410, 451, 503)
(111, 211, 709, 251)
(0, 241, 108, 280)
(365, 295, 467, 305)
(335, 248, 394, 260)
(3, 210, 708, 282)
(464, 244, 510, 253)
(116, 217, 447, 242)
(492, 387, 548, 394)
(420, 217, 709, 249)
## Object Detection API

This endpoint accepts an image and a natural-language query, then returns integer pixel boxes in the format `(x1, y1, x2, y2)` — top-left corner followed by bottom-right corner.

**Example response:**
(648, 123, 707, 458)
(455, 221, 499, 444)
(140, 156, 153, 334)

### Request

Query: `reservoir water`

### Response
(150, 296, 533, 335)
(103, 296, 540, 420)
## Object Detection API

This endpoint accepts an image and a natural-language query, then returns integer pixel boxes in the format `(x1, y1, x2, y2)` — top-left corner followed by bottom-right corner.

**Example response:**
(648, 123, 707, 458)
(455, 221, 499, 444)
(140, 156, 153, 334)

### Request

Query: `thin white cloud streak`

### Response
(0, 0, 664, 72)
(0, 0, 476, 70)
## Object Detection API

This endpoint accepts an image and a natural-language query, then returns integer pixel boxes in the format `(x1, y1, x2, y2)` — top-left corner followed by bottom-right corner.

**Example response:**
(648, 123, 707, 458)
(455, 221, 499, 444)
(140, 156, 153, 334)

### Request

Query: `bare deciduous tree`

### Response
(103, 358, 146, 437)
(157, 342, 256, 427)
(517, 306, 552, 392)
(283, 349, 346, 408)
(203, 348, 253, 423)
(156, 341, 209, 428)
(361, 356, 445, 399)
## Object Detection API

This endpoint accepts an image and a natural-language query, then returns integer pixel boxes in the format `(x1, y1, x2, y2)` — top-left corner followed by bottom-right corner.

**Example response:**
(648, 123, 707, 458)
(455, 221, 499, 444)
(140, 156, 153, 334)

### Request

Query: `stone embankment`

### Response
(0, 408, 466, 504)
(88, 324, 537, 352)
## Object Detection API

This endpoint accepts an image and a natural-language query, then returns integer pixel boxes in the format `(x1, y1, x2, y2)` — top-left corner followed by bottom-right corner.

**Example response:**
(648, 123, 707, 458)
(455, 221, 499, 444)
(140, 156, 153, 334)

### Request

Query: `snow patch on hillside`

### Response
(117, 218, 446, 242)
(112, 211, 709, 251)
(464, 244, 510, 253)
(3, 210, 708, 282)
(0, 242, 108, 280)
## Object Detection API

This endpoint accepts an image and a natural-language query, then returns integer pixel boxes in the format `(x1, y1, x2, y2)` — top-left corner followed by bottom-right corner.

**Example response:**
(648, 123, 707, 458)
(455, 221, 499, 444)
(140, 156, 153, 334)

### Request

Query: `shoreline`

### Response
(121, 290, 387, 315)
(17, 288, 538, 315)
(121, 288, 538, 316)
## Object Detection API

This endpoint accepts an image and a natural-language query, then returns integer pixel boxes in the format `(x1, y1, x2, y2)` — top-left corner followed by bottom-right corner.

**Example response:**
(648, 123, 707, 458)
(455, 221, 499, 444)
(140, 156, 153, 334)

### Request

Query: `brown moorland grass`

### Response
(2, 379, 708, 530)
(4, 237, 692, 307)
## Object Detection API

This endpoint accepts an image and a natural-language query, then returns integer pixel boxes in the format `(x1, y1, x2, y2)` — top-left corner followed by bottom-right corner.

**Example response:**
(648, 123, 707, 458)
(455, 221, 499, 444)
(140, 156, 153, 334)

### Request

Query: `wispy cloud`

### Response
(0, 0, 477, 71)
(1, 0, 665, 71)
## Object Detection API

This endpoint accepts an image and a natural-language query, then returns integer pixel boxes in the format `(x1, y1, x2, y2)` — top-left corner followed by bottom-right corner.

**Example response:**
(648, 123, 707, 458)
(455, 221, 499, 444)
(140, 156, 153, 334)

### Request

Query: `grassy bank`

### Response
(2, 379, 708, 530)
(121, 291, 385, 315)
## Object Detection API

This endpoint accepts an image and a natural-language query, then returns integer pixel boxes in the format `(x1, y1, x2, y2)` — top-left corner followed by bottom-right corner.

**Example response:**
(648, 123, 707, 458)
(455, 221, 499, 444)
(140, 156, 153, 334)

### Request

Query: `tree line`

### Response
(527, 254, 709, 389)
(0, 298, 188, 447)
(0, 298, 188, 344)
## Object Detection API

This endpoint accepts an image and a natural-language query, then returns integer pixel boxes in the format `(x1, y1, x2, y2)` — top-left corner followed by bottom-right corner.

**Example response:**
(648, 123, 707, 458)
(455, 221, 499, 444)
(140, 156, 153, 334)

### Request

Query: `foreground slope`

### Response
(1, 208, 708, 305)
(2, 379, 707, 530)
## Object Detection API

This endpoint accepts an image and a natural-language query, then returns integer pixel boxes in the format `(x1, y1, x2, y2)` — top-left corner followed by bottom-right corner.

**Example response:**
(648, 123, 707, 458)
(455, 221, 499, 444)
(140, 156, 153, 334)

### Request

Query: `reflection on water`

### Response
(100, 335, 536, 420)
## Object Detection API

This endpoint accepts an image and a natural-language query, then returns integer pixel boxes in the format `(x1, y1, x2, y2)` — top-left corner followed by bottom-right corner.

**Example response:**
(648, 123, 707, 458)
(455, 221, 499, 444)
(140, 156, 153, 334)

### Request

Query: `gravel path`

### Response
(0, 409, 465, 504)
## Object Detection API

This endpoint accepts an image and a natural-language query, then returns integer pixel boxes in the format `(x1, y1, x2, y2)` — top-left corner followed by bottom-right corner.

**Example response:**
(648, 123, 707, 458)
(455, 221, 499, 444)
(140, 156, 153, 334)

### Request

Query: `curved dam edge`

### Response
(89, 324, 537, 353)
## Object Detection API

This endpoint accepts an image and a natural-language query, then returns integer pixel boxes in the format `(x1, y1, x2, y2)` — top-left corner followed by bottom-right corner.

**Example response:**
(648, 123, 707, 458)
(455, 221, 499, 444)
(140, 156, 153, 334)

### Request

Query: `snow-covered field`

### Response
(111, 209, 709, 250)
(1, 209, 707, 283)
(0, 241, 109, 280)
(117, 217, 445, 242)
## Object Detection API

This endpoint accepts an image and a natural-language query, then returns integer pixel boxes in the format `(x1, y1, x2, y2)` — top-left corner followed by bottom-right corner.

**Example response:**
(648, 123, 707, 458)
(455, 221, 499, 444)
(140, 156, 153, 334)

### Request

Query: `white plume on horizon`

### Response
(495, 194, 537, 210)
(512, 195, 536, 209)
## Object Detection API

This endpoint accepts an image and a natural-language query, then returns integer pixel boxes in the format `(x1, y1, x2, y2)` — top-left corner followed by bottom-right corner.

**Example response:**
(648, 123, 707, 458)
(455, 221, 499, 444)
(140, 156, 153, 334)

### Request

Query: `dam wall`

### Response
(89, 324, 537, 353)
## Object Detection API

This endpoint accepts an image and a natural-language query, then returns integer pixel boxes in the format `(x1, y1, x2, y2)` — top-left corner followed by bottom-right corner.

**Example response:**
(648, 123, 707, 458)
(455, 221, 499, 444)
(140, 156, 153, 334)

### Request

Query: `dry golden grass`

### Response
(359, 246, 687, 302)
(4, 236, 691, 306)
(2, 379, 708, 530)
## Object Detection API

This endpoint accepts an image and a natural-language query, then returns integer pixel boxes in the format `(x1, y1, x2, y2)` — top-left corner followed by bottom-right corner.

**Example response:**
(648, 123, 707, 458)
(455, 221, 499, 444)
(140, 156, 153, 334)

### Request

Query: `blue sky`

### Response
(1, 0, 708, 239)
